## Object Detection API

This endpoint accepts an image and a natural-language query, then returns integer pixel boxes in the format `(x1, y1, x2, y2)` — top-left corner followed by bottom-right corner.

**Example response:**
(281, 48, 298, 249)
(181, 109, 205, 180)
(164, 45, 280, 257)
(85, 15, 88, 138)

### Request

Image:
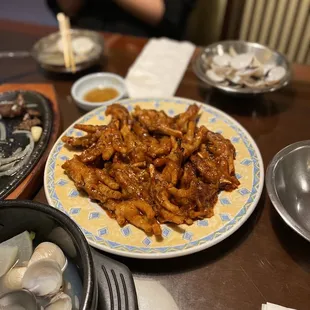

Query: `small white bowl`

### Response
(71, 73, 127, 111)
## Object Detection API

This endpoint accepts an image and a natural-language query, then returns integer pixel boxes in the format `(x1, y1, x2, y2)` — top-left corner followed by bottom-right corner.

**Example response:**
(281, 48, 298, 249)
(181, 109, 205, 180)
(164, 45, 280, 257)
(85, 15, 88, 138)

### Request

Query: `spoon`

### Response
(0, 289, 40, 310)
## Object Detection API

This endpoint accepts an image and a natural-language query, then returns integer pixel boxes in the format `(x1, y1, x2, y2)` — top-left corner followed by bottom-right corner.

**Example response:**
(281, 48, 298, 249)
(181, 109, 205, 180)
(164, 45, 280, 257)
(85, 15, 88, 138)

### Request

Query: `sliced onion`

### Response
(26, 103, 38, 108)
(0, 131, 34, 177)
(0, 122, 6, 141)
(0, 144, 30, 166)
(0, 161, 15, 172)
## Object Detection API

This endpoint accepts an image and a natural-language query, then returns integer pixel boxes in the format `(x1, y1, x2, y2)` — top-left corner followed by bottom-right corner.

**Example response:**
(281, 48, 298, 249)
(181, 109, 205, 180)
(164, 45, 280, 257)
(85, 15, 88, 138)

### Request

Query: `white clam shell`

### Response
(231, 53, 254, 70)
(213, 54, 231, 67)
(263, 64, 275, 75)
(28, 242, 67, 272)
(206, 69, 225, 82)
(72, 37, 95, 55)
(265, 66, 286, 85)
(45, 292, 72, 310)
(252, 56, 262, 67)
(22, 259, 63, 297)
(244, 79, 266, 89)
(0, 267, 27, 294)
(227, 75, 243, 85)
(236, 67, 261, 77)
(229, 46, 238, 57)
(211, 64, 233, 77)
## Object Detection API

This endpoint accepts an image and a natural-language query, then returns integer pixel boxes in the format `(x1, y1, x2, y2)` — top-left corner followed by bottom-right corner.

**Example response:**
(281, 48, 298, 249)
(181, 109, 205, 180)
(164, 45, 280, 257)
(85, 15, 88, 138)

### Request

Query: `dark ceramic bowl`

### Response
(0, 200, 138, 310)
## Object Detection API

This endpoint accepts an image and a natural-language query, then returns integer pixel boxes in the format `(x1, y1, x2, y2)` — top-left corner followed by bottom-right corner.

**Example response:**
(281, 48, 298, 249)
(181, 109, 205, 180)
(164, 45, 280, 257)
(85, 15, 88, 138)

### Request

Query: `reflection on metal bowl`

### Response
(32, 29, 104, 74)
(266, 141, 310, 242)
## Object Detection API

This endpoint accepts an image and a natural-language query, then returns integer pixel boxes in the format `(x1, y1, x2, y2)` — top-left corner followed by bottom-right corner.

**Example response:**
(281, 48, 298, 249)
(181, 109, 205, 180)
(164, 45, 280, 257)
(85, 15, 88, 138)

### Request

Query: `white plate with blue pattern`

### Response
(44, 97, 264, 259)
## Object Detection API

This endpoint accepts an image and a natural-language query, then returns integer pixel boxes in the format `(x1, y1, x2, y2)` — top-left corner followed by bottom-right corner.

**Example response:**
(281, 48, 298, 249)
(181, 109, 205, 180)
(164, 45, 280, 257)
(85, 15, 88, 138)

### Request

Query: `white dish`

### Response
(44, 97, 264, 259)
(71, 73, 127, 111)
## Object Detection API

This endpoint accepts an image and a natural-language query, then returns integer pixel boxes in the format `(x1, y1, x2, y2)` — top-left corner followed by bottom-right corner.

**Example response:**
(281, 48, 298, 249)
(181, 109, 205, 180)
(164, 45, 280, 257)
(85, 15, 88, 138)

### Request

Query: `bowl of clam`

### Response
(0, 200, 137, 310)
(193, 40, 291, 95)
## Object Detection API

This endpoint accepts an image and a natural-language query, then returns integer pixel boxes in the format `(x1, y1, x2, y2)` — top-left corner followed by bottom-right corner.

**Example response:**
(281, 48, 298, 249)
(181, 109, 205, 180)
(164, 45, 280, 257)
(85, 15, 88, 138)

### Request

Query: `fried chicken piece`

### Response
(78, 126, 120, 162)
(74, 124, 106, 133)
(105, 199, 161, 235)
(62, 156, 110, 203)
(207, 131, 236, 174)
(62, 131, 101, 149)
(95, 168, 119, 190)
(182, 125, 209, 158)
(98, 183, 122, 199)
(190, 153, 220, 185)
(168, 180, 196, 199)
(110, 162, 151, 202)
(174, 104, 200, 132)
(157, 208, 185, 224)
(180, 162, 196, 188)
(106, 103, 132, 126)
(133, 106, 182, 138)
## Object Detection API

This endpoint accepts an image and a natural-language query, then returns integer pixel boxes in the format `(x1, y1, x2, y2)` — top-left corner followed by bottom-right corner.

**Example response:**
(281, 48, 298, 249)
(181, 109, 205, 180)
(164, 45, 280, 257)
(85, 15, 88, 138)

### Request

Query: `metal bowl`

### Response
(266, 141, 310, 242)
(32, 29, 104, 73)
(193, 40, 291, 95)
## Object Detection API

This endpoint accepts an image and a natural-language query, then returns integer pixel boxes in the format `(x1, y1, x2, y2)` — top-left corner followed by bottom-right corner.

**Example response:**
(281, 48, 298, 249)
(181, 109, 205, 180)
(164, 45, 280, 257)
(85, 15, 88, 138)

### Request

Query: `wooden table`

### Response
(1, 20, 310, 310)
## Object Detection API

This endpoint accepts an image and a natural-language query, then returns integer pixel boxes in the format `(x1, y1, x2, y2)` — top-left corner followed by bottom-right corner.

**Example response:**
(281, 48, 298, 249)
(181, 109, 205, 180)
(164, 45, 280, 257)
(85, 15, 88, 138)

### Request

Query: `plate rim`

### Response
(44, 97, 264, 259)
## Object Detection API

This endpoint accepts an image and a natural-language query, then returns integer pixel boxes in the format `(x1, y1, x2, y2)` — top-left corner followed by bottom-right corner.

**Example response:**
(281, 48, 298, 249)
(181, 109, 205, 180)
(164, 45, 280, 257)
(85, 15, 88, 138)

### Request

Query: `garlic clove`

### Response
(22, 259, 63, 297)
(31, 126, 43, 143)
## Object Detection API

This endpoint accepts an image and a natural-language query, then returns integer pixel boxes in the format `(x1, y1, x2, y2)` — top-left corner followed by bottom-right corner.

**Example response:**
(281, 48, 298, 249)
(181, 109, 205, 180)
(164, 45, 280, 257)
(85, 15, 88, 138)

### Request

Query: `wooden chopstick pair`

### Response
(57, 13, 76, 73)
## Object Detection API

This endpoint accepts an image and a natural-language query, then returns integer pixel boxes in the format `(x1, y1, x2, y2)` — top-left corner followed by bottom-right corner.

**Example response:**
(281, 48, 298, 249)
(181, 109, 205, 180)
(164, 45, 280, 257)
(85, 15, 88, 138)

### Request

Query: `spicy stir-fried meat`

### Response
(61, 103, 240, 236)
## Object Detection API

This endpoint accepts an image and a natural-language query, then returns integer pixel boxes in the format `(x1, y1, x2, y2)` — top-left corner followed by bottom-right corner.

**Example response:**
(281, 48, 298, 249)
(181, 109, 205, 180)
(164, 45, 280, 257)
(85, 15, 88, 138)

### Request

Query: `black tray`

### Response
(0, 91, 53, 199)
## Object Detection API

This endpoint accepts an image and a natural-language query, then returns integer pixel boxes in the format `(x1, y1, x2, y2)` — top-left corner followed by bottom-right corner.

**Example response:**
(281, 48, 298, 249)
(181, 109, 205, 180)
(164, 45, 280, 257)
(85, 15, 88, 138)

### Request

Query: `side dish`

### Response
(61, 103, 240, 236)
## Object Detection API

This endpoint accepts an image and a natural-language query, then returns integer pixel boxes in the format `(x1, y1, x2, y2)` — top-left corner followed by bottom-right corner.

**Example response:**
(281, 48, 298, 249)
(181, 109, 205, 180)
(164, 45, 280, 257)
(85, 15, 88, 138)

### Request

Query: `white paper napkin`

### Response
(262, 302, 296, 310)
(125, 38, 195, 98)
(134, 278, 179, 310)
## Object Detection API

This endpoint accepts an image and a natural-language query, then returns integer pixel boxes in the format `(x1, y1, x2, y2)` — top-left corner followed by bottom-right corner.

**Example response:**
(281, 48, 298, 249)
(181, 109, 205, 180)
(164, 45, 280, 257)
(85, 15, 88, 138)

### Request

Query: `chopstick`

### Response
(57, 13, 76, 73)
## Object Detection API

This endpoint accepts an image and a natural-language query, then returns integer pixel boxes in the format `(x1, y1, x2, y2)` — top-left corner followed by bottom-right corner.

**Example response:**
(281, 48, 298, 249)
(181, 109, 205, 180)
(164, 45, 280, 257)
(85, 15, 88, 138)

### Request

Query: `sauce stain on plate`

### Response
(83, 88, 119, 103)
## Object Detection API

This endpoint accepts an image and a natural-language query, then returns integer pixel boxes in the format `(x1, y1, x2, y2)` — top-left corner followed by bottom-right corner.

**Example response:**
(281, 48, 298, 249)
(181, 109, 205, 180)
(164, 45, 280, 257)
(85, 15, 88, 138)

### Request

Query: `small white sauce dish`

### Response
(71, 73, 127, 111)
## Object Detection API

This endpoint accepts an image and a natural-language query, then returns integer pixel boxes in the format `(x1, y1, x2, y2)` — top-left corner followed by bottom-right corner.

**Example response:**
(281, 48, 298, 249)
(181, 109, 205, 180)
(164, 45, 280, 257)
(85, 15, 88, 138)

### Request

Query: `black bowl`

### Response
(0, 200, 138, 310)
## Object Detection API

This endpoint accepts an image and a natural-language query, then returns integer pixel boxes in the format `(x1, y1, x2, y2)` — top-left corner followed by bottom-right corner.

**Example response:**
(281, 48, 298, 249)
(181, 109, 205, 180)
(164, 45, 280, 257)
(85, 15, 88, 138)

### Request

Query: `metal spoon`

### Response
(0, 289, 40, 310)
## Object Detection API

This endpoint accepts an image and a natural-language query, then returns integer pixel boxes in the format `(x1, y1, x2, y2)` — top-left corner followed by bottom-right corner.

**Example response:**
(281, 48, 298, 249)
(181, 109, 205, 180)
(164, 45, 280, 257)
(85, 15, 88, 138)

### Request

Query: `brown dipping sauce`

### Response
(84, 87, 119, 103)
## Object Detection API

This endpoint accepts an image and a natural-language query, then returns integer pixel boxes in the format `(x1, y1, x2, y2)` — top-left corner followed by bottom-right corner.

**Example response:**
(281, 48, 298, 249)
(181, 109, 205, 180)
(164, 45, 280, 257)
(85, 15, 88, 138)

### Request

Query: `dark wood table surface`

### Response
(1, 20, 310, 310)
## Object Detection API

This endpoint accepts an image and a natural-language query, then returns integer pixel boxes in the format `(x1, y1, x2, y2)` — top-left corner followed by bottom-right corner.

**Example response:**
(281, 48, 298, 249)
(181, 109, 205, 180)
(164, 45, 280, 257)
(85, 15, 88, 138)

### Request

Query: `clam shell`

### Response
(206, 69, 225, 82)
(236, 67, 261, 77)
(211, 64, 233, 77)
(45, 292, 72, 310)
(22, 259, 63, 297)
(213, 54, 231, 67)
(244, 78, 266, 89)
(231, 53, 254, 70)
(28, 242, 67, 272)
(265, 66, 286, 85)
(228, 46, 238, 57)
(263, 64, 275, 75)
(0, 267, 27, 294)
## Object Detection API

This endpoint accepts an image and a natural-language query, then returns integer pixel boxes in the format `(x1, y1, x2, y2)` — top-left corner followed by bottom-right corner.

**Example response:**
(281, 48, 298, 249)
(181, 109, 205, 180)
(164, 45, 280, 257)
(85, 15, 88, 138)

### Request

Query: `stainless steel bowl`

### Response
(193, 40, 291, 95)
(266, 141, 310, 242)
(32, 29, 104, 73)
